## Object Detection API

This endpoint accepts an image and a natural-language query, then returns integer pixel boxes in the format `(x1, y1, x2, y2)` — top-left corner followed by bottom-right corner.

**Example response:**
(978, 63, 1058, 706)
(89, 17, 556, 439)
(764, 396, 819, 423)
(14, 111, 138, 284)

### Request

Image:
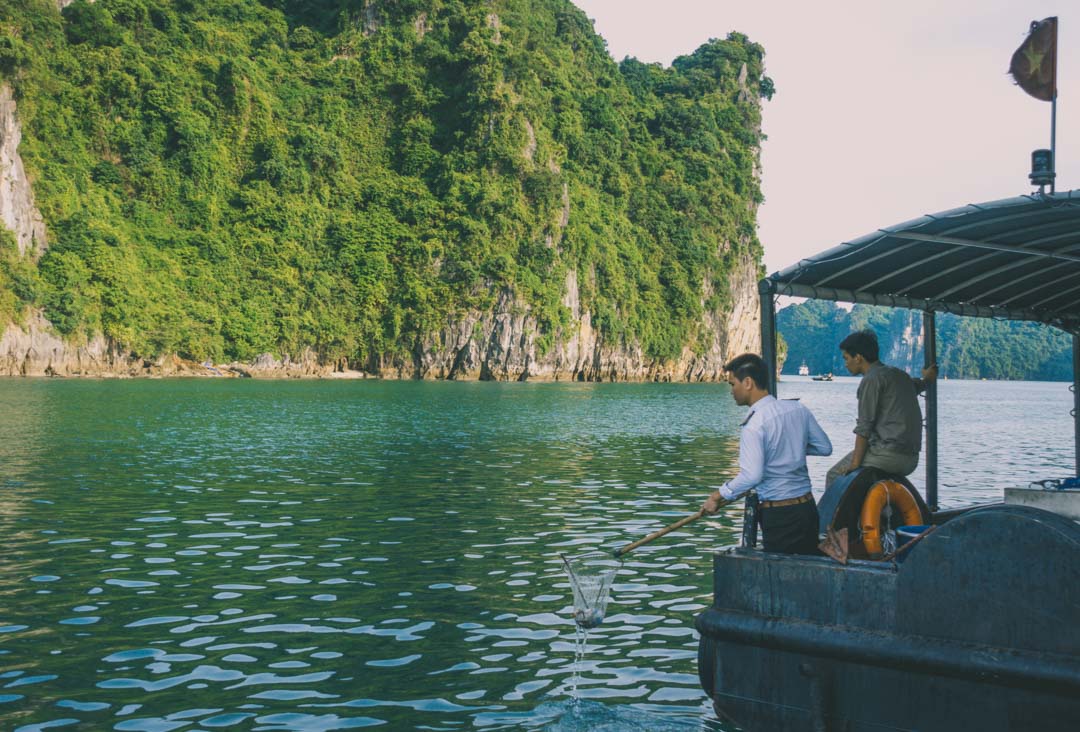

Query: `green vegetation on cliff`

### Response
(778, 300, 1072, 381)
(0, 0, 769, 369)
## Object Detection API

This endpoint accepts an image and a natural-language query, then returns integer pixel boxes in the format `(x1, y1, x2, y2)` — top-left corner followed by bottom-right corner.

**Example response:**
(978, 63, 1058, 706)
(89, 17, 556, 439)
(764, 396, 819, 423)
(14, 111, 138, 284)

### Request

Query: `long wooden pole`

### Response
(612, 509, 706, 558)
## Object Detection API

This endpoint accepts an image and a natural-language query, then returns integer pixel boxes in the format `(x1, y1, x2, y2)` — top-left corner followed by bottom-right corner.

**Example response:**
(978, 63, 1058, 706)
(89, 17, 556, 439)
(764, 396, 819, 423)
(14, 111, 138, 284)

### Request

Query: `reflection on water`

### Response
(0, 378, 1070, 729)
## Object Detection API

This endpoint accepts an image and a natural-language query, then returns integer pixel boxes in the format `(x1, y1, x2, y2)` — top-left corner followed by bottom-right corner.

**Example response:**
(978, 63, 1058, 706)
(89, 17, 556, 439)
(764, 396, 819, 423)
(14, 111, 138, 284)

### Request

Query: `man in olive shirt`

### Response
(826, 330, 937, 487)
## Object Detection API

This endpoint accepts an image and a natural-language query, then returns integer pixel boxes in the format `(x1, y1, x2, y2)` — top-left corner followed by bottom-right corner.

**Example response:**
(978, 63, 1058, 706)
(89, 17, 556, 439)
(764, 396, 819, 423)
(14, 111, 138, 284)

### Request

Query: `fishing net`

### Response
(560, 552, 617, 630)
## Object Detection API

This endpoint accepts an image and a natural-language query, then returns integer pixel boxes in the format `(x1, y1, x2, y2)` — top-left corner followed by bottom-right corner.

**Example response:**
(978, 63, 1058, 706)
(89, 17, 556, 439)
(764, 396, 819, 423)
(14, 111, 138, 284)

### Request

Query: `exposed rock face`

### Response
(227, 350, 365, 379)
(0, 259, 761, 380)
(0, 84, 47, 257)
(522, 118, 537, 162)
(362, 1, 380, 36)
(379, 247, 761, 382)
(736, 63, 751, 103)
(0, 313, 370, 378)
(728, 252, 761, 351)
(883, 309, 923, 372)
(1, 312, 138, 377)
(414, 12, 430, 39)
(487, 13, 502, 43)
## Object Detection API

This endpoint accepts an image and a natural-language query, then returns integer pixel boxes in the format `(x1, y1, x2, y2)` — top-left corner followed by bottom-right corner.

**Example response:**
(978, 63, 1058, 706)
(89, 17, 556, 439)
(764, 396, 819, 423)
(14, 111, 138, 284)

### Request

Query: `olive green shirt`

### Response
(855, 362, 926, 456)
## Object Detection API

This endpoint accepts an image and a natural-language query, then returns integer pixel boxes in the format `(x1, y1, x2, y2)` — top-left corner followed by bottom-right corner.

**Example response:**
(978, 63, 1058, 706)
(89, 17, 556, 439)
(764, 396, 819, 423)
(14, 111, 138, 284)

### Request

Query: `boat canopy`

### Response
(758, 189, 1080, 507)
(765, 190, 1080, 331)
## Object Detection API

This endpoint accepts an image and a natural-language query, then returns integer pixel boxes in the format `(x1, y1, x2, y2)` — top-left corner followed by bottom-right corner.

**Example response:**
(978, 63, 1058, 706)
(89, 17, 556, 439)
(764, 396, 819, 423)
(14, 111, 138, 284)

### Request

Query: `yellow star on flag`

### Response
(1023, 44, 1044, 76)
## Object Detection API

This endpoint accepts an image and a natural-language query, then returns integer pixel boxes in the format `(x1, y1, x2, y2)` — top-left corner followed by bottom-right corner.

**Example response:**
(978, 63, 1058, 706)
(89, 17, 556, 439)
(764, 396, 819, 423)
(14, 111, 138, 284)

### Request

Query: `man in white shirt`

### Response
(702, 353, 833, 555)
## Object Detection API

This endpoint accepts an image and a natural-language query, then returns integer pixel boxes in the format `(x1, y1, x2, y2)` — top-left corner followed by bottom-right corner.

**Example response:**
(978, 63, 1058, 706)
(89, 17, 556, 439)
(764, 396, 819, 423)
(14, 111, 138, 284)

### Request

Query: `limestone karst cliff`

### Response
(1, 0, 768, 379)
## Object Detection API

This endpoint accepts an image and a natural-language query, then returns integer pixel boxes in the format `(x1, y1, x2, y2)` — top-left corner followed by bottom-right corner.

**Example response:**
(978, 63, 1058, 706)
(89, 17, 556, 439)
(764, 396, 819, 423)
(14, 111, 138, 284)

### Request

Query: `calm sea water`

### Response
(0, 377, 1071, 731)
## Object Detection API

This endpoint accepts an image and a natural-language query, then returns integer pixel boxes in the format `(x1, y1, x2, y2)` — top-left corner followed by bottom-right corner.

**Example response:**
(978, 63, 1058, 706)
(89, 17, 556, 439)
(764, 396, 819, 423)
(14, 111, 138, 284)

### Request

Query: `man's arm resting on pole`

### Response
(913, 363, 938, 393)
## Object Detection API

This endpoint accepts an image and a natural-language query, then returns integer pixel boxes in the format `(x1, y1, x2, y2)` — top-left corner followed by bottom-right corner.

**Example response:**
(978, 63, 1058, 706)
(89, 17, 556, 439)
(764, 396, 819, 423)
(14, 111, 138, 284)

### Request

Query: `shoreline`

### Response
(0, 370, 727, 383)
(0, 371, 1069, 384)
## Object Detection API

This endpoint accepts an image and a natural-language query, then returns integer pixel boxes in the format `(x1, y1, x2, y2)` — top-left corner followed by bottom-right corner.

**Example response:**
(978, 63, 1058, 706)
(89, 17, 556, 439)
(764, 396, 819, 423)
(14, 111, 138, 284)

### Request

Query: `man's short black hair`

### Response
(840, 329, 879, 362)
(725, 353, 768, 390)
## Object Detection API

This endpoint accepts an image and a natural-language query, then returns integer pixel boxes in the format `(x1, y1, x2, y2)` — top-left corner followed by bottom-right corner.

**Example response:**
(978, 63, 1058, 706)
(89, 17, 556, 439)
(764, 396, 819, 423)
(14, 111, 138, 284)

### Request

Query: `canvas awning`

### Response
(765, 190, 1080, 332)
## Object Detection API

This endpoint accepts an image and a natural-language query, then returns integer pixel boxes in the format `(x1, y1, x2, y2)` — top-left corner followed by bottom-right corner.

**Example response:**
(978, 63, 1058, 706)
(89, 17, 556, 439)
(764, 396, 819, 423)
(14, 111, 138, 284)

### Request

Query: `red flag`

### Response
(1009, 17, 1057, 101)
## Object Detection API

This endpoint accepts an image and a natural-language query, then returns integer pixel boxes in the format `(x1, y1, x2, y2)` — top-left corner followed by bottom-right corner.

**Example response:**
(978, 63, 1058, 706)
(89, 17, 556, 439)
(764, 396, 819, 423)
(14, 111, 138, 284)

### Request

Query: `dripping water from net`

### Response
(560, 551, 617, 704)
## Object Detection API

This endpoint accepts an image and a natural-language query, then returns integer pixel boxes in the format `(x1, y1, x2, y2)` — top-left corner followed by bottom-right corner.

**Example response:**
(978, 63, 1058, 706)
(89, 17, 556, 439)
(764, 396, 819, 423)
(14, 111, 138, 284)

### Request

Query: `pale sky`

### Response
(572, 1, 1078, 273)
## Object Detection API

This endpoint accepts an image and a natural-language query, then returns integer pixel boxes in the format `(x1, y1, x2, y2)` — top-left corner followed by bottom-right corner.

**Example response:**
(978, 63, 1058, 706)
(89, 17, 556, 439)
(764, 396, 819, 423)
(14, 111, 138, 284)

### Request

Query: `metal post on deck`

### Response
(1073, 335, 1080, 475)
(1051, 93, 1057, 195)
(759, 279, 778, 396)
(923, 311, 938, 511)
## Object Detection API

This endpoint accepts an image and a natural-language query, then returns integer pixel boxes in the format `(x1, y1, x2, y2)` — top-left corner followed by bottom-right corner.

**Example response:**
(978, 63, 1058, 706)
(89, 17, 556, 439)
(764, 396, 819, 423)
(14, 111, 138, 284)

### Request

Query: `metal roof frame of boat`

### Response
(763, 189, 1080, 332)
(757, 188, 1080, 508)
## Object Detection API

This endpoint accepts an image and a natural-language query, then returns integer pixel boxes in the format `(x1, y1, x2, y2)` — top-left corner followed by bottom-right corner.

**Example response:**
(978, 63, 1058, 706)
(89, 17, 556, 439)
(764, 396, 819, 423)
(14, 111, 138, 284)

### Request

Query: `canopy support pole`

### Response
(923, 311, 938, 511)
(1073, 334, 1080, 474)
(760, 280, 778, 396)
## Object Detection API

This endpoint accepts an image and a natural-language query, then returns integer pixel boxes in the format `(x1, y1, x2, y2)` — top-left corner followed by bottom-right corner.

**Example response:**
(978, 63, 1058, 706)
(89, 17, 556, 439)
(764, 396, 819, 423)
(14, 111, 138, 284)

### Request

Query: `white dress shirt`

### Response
(717, 395, 833, 502)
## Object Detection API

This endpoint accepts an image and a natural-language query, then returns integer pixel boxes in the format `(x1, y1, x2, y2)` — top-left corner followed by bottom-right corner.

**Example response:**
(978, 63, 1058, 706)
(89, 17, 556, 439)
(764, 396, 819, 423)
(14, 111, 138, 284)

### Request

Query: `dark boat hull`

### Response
(696, 505, 1080, 731)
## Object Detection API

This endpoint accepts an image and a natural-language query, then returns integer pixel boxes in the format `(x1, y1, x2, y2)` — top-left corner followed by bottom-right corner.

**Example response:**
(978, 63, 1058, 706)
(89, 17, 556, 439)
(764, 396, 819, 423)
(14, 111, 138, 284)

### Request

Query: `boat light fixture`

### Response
(1030, 148, 1055, 187)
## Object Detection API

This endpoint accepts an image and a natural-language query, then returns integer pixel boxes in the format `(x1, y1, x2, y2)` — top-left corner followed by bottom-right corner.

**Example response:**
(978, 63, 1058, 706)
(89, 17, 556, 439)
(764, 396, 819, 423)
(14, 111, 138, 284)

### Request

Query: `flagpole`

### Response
(1051, 18, 1058, 194)
(1010, 17, 1059, 192)
(1051, 92, 1057, 194)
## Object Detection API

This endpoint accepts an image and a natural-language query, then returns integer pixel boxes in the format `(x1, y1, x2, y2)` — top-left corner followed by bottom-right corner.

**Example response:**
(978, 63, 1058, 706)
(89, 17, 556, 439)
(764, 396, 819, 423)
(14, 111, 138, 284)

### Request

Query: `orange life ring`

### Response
(859, 480, 922, 559)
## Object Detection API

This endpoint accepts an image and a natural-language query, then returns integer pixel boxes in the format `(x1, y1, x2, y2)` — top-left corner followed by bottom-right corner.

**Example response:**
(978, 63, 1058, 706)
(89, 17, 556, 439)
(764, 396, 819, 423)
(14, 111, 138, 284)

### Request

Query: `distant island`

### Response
(778, 300, 1072, 381)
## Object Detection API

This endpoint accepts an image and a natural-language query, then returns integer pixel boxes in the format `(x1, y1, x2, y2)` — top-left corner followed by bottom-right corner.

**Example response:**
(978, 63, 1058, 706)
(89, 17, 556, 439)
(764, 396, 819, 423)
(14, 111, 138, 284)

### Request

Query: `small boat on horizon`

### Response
(811, 372, 833, 381)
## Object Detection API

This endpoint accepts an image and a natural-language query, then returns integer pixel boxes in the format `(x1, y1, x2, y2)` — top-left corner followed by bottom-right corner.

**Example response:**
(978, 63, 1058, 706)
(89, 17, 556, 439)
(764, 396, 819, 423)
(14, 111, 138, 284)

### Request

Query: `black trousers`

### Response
(759, 500, 820, 556)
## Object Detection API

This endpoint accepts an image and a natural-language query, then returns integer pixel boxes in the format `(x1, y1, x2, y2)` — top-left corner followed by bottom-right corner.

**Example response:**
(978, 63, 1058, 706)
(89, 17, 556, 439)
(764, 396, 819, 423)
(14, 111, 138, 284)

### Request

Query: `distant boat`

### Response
(798, 362, 809, 376)
(812, 372, 834, 381)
